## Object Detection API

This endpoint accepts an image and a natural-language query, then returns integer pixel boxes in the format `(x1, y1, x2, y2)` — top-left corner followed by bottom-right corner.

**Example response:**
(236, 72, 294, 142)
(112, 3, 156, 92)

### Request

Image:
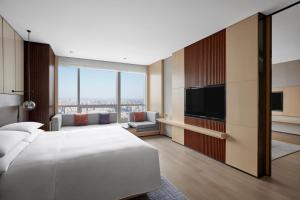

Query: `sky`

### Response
(58, 66, 145, 101)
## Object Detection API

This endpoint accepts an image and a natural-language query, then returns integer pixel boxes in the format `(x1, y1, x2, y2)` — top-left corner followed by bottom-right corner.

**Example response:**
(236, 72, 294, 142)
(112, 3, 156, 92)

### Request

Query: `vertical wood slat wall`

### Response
(185, 116, 225, 132)
(184, 29, 226, 162)
(185, 30, 226, 88)
(184, 130, 226, 162)
(24, 42, 55, 131)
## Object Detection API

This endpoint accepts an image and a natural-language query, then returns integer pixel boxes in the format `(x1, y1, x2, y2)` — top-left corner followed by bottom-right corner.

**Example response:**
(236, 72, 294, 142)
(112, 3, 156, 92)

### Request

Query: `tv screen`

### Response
(185, 85, 225, 120)
(185, 88, 205, 116)
(272, 92, 283, 111)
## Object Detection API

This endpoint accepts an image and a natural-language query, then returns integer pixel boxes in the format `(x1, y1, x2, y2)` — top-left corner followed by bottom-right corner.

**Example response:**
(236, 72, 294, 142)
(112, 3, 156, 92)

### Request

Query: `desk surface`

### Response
(157, 118, 226, 139)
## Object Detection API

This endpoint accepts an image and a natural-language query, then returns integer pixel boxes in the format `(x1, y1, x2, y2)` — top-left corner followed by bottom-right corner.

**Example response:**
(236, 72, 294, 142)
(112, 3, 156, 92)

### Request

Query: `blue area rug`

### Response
(131, 176, 188, 200)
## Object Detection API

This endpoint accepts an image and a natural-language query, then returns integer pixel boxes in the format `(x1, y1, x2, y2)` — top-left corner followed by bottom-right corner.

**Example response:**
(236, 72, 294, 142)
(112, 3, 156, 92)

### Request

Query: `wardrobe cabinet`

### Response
(15, 33, 24, 95)
(0, 17, 24, 95)
(3, 20, 16, 94)
(0, 17, 3, 93)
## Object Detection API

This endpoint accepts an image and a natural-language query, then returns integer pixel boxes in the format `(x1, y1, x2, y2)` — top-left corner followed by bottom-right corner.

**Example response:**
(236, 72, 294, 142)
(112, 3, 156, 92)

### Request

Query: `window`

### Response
(80, 68, 117, 113)
(120, 72, 146, 121)
(58, 67, 78, 113)
(58, 66, 146, 122)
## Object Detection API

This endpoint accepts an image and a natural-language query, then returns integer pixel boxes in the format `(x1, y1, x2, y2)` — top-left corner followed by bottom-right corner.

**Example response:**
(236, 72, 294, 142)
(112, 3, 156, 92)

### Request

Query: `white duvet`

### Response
(0, 126, 161, 200)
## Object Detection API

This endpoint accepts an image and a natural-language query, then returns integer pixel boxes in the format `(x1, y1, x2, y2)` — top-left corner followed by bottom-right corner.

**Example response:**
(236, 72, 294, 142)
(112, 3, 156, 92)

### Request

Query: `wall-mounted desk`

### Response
(157, 118, 226, 139)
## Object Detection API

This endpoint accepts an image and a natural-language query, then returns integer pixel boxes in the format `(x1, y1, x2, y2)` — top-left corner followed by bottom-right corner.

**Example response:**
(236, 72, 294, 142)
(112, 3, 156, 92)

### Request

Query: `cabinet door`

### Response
(15, 33, 24, 95)
(3, 20, 16, 94)
(0, 17, 3, 93)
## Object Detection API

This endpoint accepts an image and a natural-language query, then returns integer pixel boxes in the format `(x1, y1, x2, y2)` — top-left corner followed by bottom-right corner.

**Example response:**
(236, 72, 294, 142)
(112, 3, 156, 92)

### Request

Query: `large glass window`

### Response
(58, 67, 78, 113)
(80, 68, 117, 113)
(120, 72, 146, 121)
(58, 66, 146, 122)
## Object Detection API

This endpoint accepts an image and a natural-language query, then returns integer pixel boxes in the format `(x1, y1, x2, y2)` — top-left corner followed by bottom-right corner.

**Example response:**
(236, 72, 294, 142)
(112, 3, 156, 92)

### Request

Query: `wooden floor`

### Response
(143, 135, 300, 200)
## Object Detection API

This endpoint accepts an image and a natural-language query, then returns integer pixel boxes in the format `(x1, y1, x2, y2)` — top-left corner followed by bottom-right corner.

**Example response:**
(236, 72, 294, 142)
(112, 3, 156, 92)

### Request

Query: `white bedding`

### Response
(0, 126, 161, 200)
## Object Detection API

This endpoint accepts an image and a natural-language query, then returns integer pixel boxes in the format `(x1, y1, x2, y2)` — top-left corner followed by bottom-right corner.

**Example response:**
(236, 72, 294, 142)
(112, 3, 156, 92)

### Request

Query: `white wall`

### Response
(272, 59, 300, 135)
(272, 4, 300, 64)
(58, 56, 147, 73)
(163, 57, 172, 137)
(272, 59, 300, 88)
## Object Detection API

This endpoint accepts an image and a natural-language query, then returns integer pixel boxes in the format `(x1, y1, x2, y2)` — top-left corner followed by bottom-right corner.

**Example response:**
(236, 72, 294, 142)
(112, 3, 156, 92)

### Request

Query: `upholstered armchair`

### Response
(128, 111, 159, 132)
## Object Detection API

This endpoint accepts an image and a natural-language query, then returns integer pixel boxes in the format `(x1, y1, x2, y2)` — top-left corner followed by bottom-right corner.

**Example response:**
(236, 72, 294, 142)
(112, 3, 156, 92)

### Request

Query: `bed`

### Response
(0, 125, 161, 200)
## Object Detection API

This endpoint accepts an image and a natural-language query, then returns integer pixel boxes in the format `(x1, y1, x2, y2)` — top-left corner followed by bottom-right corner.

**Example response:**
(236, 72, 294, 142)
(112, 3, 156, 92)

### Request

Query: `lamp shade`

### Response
(22, 100, 36, 111)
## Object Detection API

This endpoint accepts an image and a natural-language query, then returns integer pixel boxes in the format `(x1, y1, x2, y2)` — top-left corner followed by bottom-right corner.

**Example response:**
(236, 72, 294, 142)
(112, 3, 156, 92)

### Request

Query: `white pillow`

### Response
(0, 122, 43, 134)
(0, 141, 29, 173)
(23, 129, 44, 143)
(0, 131, 28, 157)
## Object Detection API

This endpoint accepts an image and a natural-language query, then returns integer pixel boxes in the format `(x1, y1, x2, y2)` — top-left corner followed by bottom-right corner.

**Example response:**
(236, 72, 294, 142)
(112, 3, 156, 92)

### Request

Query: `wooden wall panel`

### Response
(49, 48, 55, 117)
(184, 43, 199, 87)
(184, 130, 225, 162)
(184, 30, 226, 161)
(185, 29, 226, 88)
(184, 116, 226, 162)
(25, 42, 55, 130)
(185, 116, 225, 132)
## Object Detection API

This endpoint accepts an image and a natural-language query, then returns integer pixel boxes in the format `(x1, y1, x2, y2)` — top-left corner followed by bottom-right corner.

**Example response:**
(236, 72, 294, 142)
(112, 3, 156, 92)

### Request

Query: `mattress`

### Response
(0, 126, 161, 200)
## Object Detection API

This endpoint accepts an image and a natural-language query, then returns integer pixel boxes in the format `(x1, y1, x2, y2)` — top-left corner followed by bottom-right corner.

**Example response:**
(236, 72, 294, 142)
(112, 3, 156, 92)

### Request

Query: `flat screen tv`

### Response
(185, 85, 225, 120)
(272, 92, 283, 111)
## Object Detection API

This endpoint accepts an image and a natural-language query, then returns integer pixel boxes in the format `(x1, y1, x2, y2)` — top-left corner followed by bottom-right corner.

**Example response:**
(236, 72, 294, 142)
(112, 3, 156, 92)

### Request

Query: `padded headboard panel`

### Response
(0, 94, 27, 126)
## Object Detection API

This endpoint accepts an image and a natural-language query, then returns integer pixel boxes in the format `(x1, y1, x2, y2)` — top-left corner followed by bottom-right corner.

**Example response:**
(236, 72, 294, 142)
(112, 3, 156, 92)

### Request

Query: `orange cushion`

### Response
(74, 114, 88, 126)
(133, 112, 145, 122)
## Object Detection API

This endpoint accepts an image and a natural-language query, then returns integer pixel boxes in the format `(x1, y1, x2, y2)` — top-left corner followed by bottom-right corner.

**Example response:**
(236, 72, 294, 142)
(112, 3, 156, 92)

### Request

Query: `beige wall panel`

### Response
(226, 124, 258, 176)
(272, 87, 300, 117)
(15, 33, 24, 94)
(172, 49, 184, 89)
(227, 81, 258, 127)
(171, 48, 185, 144)
(272, 60, 300, 88)
(226, 15, 258, 83)
(3, 20, 16, 94)
(226, 14, 259, 176)
(172, 126, 184, 145)
(0, 17, 3, 93)
(148, 60, 163, 115)
(171, 87, 184, 122)
(284, 86, 300, 117)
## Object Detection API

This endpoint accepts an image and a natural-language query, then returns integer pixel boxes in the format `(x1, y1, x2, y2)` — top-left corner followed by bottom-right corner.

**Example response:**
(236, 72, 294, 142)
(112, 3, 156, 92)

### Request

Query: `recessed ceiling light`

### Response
(69, 50, 74, 54)
(123, 57, 127, 60)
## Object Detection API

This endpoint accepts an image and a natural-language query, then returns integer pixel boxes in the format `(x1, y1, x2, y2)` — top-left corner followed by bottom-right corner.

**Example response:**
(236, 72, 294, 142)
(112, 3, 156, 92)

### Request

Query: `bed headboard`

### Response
(0, 94, 27, 126)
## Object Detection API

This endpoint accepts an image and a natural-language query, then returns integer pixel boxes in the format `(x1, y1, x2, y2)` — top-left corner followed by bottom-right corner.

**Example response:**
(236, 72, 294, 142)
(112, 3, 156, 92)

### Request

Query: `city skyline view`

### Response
(58, 66, 146, 119)
(59, 66, 145, 102)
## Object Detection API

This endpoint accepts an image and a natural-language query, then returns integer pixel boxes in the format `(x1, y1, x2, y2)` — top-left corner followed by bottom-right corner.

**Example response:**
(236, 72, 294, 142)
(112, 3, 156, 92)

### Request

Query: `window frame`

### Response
(58, 66, 147, 122)
(118, 71, 147, 122)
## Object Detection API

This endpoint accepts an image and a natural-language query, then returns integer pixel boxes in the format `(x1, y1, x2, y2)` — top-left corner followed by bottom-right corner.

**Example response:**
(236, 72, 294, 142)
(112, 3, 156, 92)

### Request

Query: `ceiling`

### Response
(272, 3, 300, 64)
(0, 0, 298, 65)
